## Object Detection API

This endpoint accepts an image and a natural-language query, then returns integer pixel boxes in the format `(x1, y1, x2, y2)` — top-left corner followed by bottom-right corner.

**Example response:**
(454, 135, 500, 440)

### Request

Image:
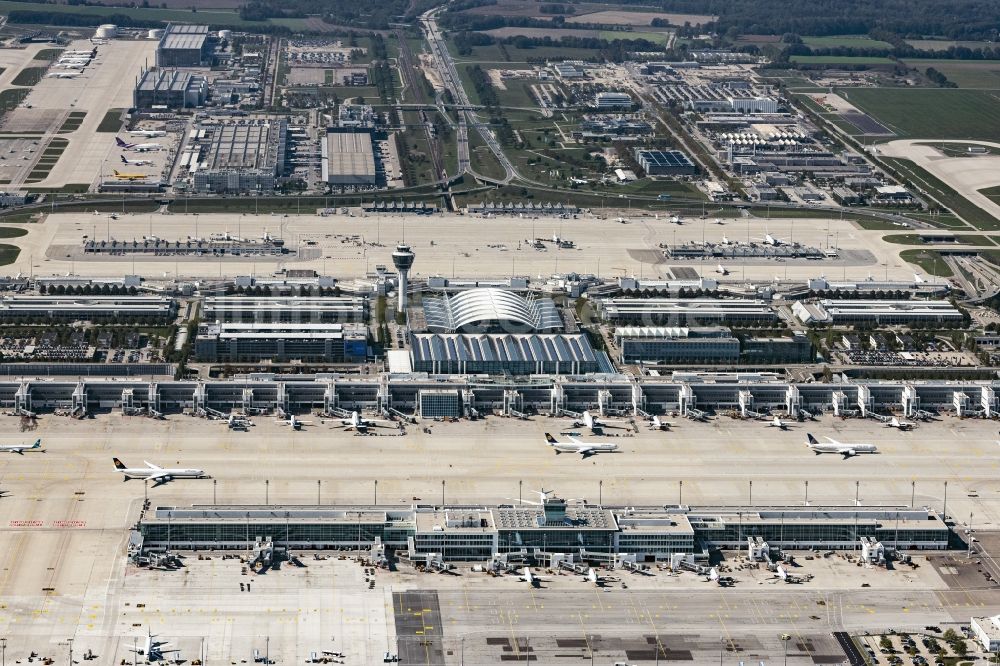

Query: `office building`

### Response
(635, 149, 697, 176)
(193, 322, 367, 363)
(321, 128, 376, 187)
(156, 24, 212, 67)
(192, 118, 287, 193)
(594, 92, 632, 109)
(409, 333, 608, 375)
(792, 300, 964, 326)
(598, 298, 777, 326)
(972, 616, 1000, 653)
(203, 296, 367, 324)
(133, 68, 208, 109)
(615, 326, 739, 364)
(422, 288, 562, 334)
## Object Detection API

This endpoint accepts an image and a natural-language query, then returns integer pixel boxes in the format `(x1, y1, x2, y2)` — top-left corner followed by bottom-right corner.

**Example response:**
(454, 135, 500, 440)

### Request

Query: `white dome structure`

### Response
(423, 288, 563, 333)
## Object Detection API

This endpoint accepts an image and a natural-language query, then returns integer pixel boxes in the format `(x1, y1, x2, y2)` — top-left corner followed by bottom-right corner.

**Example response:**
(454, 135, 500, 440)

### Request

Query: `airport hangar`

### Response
(2, 374, 999, 420)
(321, 128, 377, 187)
(135, 495, 947, 561)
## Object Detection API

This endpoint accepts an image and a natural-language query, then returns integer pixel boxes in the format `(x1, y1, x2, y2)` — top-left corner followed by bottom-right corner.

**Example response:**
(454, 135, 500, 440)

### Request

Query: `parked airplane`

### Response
(115, 137, 161, 152)
(278, 415, 311, 430)
(760, 233, 785, 246)
(544, 433, 619, 458)
(706, 567, 732, 586)
(127, 628, 179, 661)
(129, 130, 167, 138)
(0, 438, 41, 454)
(47, 72, 79, 79)
(774, 564, 807, 584)
(227, 414, 251, 430)
(121, 154, 152, 167)
(806, 434, 877, 458)
(716, 264, 729, 275)
(568, 410, 627, 432)
(112, 169, 148, 181)
(767, 415, 792, 430)
(585, 567, 608, 587)
(519, 567, 547, 587)
(887, 417, 914, 431)
(649, 415, 674, 430)
(334, 411, 393, 432)
(113, 458, 206, 484)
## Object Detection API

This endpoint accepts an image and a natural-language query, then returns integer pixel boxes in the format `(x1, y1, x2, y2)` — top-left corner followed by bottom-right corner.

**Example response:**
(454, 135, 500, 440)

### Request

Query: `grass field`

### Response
(0, 226, 26, 239)
(11, 66, 46, 87)
(905, 39, 997, 51)
(900, 59, 1000, 88)
(57, 111, 86, 133)
(599, 30, 671, 45)
(32, 48, 63, 61)
(982, 185, 1000, 204)
(0, 243, 19, 266)
(790, 55, 894, 65)
(844, 88, 1000, 142)
(0, 88, 29, 113)
(883, 156, 999, 230)
(0, 0, 308, 29)
(802, 35, 893, 49)
(898, 248, 954, 277)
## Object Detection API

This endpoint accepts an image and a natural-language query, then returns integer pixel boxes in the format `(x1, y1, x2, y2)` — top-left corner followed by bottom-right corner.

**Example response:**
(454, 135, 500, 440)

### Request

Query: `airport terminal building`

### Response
(136, 497, 949, 562)
(194, 322, 367, 363)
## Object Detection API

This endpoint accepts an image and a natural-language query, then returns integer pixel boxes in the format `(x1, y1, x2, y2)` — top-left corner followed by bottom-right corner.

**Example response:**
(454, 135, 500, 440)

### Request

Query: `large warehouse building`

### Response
(614, 327, 812, 364)
(321, 128, 377, 187)
(194, 322, 367, 363)
(598, 298, 777, 325)
(422, 288, 562, 333)
(133, 68, 208, 109)
(136, 496, 949, 562)
(635, 149, 697, 176)
(203, 296, 367, 324)
(409, 333, 610, 375)
(192, 119, 287, 193)
(156, 24, 212, 67)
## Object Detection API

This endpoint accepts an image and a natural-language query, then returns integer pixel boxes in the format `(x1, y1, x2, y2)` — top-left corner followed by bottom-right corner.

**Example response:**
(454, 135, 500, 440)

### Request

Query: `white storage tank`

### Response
(147, 28, 164, 39)
(218, 29, 233, 40)
(95, 24, 117, 39)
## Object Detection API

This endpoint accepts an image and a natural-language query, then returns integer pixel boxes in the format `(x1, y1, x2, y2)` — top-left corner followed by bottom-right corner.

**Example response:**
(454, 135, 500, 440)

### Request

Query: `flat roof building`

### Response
(136, 499, 946, 561)
(972, 616, 1000, 653)
(594, 91, 632, 109)
(193, 118, 287, 193)
(635, 149, 697, 176)
(133, 68, 208, 110)
(615, 326, 739, 364)
(156, 24, 211, 67)
(0, 295, 175, 322)
(410, 333, 610, 375)
(203, 296, 367, 324)
(792, 300, 964, 326)
(598, 298, 777, 325)
(194, 322, 367, 363)
(321, 128, 376, 186)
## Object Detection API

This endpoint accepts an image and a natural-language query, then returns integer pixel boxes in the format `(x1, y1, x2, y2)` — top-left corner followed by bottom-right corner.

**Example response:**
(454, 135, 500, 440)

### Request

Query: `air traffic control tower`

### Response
(392, 244, 415, 315)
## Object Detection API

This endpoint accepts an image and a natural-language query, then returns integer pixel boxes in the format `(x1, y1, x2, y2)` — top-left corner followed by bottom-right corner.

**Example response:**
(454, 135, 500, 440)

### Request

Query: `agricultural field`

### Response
(844, 88, 1000, 142)
(802, 35, 893, 49)
(0, 0, 309, 30)
(901, 59, 1000, 88)
(565, 9, 715, 26)
(459, 0, 714, 25)
(905, 39, 999, 51)
(790, 55, 895, 65)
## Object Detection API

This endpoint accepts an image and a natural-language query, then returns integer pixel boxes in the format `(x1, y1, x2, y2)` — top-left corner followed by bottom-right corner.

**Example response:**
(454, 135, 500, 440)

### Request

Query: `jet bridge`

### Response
(678, 383, 693, 416)
(831, 390, 847, 417)
(14, 380, 31, 416)
(856, 384, 871, 417)
(982, 387, 996, 418)
(953, 391, 969, 417)
(549, 384, 566, 415)
(785, 385, 800, 415)
(901, 384, 918, 418)
(503, 389, 527, 418)
(738, 390, 753, 417)
(71, 381, 87, 418)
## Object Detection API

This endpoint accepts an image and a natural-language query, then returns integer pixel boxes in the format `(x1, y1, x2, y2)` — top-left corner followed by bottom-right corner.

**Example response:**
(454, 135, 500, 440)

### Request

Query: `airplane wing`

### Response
(823, 437, 842, 445)
(144, 461, 162, 470)
(577, 447, 595, 456)
(567, 436, 584, 445)
(147, 471, 172, 481)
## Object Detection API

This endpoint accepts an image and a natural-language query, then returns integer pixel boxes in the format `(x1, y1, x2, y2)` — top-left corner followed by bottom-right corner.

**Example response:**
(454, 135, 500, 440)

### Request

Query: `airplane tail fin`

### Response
(120, 155, 127, 163)
(32, 439, 41, 448)
(115, 137, 127, 147)
(806, 434, 818, 446)
(543, 433, 558, 445)
(113, 457, 127, 470)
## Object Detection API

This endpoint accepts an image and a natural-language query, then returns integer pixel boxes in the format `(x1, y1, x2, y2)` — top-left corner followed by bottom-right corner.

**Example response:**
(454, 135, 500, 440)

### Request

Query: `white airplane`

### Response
(116, 137, 161, 152)
(335, 411, 393, 432)
(0, 438, 41, 454)
(585, 567, 607, 586)
(278, 414, 311, 430)
(129, 129, 167, 138)
(767, 415, 792, 430)
(544, 433, 619, 458)
(569, 410, 627, 432)
(721, 235, 732, 245)
(649, 415, 674, 430)
(774, 564, 806, 584)
(121, 154, 152, 167)
(887, 417, 915, 431)
(519, 567, 547, 587)
(113, 458, 206, 484)
(669, 215, 682, 224)
(760, 233, 785, 246)
(47, 72, 79, 79)
(127, 628, 179, 661)
(806, 434, 877, 458)
(914, 273, 926, 284)
(716, 264, 729, 275)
